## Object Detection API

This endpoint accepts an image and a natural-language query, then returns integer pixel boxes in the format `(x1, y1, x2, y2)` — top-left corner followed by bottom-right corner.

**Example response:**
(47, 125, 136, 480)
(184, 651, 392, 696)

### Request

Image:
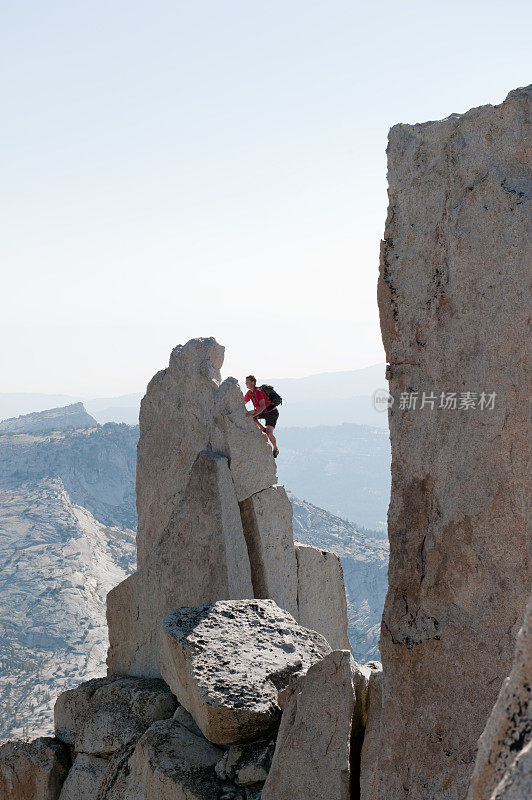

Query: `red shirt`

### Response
(244, 388, 271, 412)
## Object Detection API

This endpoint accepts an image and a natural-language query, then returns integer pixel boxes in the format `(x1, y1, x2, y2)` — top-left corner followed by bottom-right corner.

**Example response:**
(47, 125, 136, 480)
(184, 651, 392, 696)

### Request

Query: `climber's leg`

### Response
(265, 425, 277, 450)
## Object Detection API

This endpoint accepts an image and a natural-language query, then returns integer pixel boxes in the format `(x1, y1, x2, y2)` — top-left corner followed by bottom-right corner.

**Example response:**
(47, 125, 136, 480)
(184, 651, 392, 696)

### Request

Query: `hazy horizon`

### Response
(0, 360, 391, 429)
(0, 359, 386, 402)
(3, 1, 530, 394)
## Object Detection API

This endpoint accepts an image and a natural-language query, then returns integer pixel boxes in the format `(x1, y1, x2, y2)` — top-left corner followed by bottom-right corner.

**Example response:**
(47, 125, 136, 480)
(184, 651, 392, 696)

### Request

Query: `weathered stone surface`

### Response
(106, 337, 308, 681)
(54, 676, 176, 755)
(105, 573, 140, 676)
(375, 85, 531, 800)
(127, 719, 223, 800)
(239, 486, 298, 618)
(58, 753, 108, 800)
(173, 705, 204, 738)
(360, 666, 384, 800)
(160, 599, 331, 745)
(215, 739, 275, 787)
(490, 740, 532, 800)
(295, 542, 351, 650)
(97, 719, 223, 800)
(261, 649, 361, 800)
(0, 737, 70, 800)
(89, 743, 136, 800)
(136, 337, 224, 568)
(107, 452, 253, 677)
(97, 720, 274, 799)
(135, 339, 275, 567)
(213, 377, 277, 501)
(468, 596, 531, 800)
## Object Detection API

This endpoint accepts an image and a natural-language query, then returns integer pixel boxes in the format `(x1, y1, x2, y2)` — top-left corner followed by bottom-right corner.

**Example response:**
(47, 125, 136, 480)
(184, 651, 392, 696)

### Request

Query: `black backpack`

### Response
(260, 384, 283, 409)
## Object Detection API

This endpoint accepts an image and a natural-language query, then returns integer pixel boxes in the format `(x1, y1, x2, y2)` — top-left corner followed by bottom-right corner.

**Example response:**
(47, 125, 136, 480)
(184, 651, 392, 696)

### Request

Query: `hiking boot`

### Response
(273, 448, 279, 458)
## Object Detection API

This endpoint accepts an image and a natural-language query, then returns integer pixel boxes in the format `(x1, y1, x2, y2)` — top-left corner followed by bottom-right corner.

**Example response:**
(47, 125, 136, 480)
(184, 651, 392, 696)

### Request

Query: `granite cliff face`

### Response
(365, 84, 531, 800)
(467, 596, 531, 800)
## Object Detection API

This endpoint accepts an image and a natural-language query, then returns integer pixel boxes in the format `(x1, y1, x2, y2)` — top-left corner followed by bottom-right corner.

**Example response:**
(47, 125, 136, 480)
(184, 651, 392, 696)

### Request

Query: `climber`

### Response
(244, 375, 279, 458)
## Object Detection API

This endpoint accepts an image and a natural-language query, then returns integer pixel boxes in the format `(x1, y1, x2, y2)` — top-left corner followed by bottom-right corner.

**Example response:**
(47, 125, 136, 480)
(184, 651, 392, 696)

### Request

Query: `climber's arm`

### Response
(247, 399, 267, 417)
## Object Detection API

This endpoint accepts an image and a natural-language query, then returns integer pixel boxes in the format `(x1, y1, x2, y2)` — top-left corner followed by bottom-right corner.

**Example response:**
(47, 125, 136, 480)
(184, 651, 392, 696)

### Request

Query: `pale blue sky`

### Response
(2, 1, 530, 394)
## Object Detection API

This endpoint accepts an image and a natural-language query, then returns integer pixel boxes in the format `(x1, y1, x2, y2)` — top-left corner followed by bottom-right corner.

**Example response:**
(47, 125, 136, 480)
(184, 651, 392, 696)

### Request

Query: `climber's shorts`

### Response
(256, 409, 279, 429)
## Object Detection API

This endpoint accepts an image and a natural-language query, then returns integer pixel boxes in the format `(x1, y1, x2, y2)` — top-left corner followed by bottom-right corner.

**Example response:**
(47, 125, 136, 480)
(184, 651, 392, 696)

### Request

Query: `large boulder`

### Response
(0, 737, 70, 800)
(239, 486, 299, 618)
(373, 85, 531, 800)
(58, 754, 108, 800)
(295, 542, 351, 650)
(261, 650, 368, 800)
(159, 599, 331, 745)
(107, 451, 254, 676)
(467, 596, 531, 800)
(54, 676, 177, 755)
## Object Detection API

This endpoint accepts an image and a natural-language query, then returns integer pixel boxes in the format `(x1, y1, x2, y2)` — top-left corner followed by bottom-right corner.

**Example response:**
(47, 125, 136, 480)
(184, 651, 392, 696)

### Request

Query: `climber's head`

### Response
(245, 375, 256, 390)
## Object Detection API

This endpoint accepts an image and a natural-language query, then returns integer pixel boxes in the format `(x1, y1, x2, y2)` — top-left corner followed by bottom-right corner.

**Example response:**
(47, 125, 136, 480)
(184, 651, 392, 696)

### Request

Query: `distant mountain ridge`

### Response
(0, 422, 138, 530)
(0, 403, 97, 434)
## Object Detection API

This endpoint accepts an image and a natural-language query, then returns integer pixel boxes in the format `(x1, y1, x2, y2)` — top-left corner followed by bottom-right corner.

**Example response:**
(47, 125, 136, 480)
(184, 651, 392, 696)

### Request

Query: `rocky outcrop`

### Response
(54, 676, 177, 755)
(373, 85, 531, 800)
(0, 403, 96, 434)
(94, 715, 276, 800)
(0, 336, 344, 798)
(107, 338, 350, 677)
(159, 599, 331, 745)
(0, 737, 70, 800)
(295, 542, 351, 650)
(47, 603, 334, 800)
(4, 80, 532, 798)
(262, 650, 372, 800)
(58, 754, 108, 800)
(467, 596, 531, 800)
(134, 340, 275, 569)
(239, 486, 299, 618)
(107, 451, 254, 676)
(1, 338, 358, 800)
